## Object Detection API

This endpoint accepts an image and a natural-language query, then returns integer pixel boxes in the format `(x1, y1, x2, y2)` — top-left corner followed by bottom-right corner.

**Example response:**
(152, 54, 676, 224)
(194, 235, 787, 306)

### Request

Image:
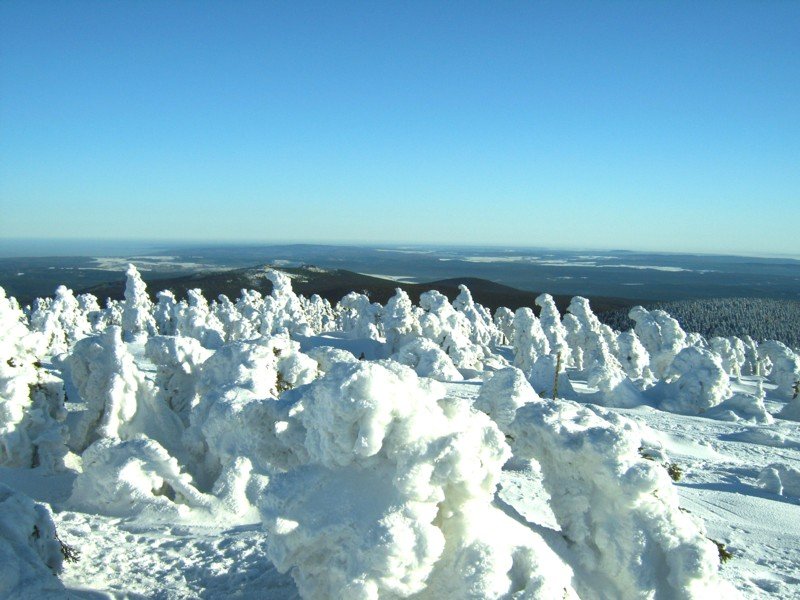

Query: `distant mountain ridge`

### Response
(79, 264, 638, 316)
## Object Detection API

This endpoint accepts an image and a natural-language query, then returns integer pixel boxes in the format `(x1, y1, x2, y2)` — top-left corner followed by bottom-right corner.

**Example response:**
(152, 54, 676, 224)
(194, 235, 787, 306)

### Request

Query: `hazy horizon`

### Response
(1, 236, 799, 262)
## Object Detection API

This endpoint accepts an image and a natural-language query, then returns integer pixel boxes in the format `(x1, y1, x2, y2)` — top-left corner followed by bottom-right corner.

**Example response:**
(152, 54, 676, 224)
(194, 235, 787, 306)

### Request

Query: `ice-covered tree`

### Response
(512, 307, 550, 374)
(261, 271, 313, 337)
(615, 330, 651, 381)
(758, 340, 800, 399)
(121, 264, 158, 342)
(629, 305, 687, 379)
(382, 288, 422, 352)
(173, 289, 225, 349)
(655, 346, 732, 415)
(338, 292, 383, 340)
(535, 293, 571, 364)
(419, 291, 484, 369)
(492, 306, 515, 345)
(452, 284, 500, 346)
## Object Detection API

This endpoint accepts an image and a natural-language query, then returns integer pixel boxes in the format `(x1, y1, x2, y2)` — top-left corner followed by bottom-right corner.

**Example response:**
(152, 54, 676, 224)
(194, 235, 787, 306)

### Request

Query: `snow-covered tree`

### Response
(512, 307, 549, 374)
(121, 264, 157, 342)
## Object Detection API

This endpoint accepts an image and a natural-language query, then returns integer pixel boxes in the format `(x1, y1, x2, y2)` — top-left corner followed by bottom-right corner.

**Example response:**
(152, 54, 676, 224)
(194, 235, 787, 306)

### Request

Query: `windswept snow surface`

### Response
(1, 269, 799, 598)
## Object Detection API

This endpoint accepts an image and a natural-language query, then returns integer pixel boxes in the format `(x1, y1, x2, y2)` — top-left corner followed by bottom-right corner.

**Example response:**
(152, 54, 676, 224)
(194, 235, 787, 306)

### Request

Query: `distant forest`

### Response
(600, 297, 800, 349)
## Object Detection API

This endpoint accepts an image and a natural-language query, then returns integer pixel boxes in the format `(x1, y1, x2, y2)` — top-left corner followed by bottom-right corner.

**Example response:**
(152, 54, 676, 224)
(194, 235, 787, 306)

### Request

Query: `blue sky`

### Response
(1, 1, 798, 256)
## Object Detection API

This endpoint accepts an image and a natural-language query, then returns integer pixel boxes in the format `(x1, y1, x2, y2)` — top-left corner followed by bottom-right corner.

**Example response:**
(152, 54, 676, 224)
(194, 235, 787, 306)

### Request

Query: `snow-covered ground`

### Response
(2, 266, 799, 599)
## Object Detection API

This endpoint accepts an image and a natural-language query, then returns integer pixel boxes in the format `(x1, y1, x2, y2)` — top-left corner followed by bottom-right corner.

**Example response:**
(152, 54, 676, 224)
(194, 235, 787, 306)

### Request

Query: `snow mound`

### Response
(0, 484, 65, 598)
(656, 346, 731, 415)
(260, 361, 577, 599)
(392, 337, 463, 382)
(509, 399, 723, 599)
(475, 367, 540, 429)
(757, 464, 800, 498)
(68, 437, 214, 519)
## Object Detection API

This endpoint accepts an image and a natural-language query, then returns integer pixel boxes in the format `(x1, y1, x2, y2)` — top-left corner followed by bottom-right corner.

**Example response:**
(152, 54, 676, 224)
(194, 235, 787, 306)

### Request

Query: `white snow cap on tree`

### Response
(64, 327, 184, 459)
(615, 330, 651, 381)
(28, 285, 93, 356)
(121, 264, 157, 342)
(392, 337, 463, 382)
(492, 306, 515, 345)
(419, 290, 484, 370)
(173, 289, 225, 349)
(262, 270, 313, 337)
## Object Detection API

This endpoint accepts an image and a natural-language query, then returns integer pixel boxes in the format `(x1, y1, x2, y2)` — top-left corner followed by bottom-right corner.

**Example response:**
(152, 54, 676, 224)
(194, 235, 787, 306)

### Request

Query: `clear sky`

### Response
(1, 1, 798, 256)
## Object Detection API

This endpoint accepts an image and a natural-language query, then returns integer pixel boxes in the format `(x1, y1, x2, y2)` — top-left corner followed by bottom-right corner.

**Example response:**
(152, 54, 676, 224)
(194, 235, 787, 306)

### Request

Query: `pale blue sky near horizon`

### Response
(1, 1, 798, 256)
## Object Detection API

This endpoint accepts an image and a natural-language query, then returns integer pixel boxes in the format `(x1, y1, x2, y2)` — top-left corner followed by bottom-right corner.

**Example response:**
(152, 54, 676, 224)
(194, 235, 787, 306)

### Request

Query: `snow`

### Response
(1, 272, 799, 598)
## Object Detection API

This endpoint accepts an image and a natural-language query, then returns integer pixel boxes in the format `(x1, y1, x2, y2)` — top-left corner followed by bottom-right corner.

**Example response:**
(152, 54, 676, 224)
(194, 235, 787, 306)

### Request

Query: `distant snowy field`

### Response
(1, 264, 799, 598)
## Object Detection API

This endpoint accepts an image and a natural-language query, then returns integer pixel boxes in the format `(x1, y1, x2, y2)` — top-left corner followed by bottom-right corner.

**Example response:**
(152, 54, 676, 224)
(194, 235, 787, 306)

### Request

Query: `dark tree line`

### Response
(599, 297, 800, 349)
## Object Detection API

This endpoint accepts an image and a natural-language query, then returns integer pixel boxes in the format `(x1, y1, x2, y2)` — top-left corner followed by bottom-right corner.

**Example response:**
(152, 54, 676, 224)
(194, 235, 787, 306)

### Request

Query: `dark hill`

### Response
(79, 265, 637, 316)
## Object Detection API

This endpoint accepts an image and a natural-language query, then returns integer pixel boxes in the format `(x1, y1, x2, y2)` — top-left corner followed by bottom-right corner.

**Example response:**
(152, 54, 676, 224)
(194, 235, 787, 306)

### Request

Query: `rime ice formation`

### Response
(629, 306, 687, 380)
(121, 264, 158, 342)
(535, 293, 571, 364)
(64, 327, 184, 459)
(509, 400, 723, 599)
(656, 346, 732, 415)
(339, 292, 383, 340)
(419, 291, 484, 370)
(512, 308, 549, 374)
(259, 361, 578, 599)
(474, 367, 539, 429)
(382, 288, 423, 352)
(758, 340, 800, 399)
(392, 337, 463, 381)
(0, 484, 65, 597)
(1, 267, 778, 598)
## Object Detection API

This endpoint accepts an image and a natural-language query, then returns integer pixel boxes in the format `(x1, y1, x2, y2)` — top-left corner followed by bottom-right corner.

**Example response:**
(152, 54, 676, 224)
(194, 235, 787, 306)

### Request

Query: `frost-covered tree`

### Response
(655, 346, 731, 415)
(260, 361, 578, 599)
(261, 271, 313, 337)
(629, 306, 687, 380)
(0, 484, 67, 597)
(758, 340, 800, 399)
(338, 292, 383, 340)
(65, 327, 184, 459)
(0, 289, 67, 471)
(512, 307, 550, 374)
(382, 288, 422, 352)
(615, 330, 651, 381)
(509, 401, 723, 598)
(535, 293, 571, 364)
(300, 294, 336, 334)
(153, 290, 177, 336)
(492, 306, 515, 345)
(392, 337, 463, 382)
(452, 285, 500, 346)
(419, 291, 484, 369)
(121, 264, 157, 342)
(28, 286, 92, 355)
(173, 289, 225, 349)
